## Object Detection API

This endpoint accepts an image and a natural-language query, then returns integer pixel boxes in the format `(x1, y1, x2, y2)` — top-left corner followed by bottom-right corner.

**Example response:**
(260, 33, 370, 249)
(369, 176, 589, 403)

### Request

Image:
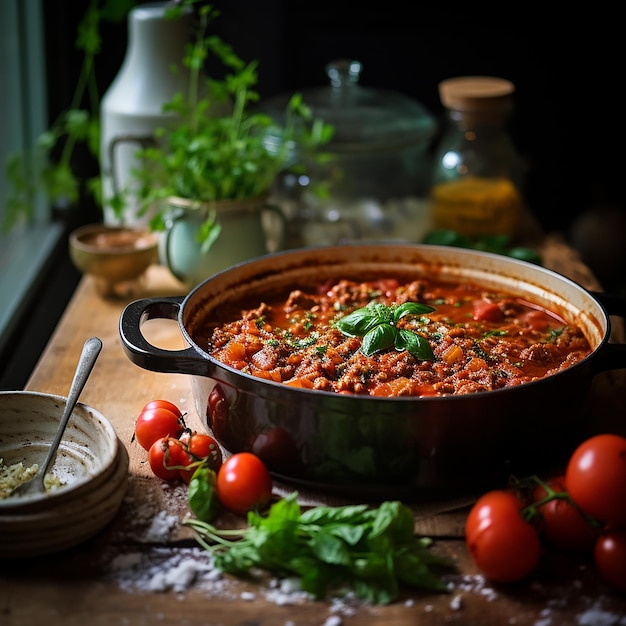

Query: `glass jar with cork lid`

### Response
(430, 76, 524, 238)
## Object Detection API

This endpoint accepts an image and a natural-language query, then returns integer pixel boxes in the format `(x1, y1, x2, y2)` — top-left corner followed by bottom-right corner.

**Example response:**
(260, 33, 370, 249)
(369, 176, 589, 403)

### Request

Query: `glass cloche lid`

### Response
(261, 59, 437, 152)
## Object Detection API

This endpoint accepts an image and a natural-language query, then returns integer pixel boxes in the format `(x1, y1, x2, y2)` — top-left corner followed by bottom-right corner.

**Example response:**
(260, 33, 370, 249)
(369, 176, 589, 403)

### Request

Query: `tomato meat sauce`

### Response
(203, 277, 592, 397)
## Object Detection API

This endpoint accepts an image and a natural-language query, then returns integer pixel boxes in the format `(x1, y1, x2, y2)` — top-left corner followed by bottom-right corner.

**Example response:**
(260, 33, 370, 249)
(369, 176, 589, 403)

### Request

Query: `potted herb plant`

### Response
(4, 1, 332, 290)
(126, 2, 333, 286)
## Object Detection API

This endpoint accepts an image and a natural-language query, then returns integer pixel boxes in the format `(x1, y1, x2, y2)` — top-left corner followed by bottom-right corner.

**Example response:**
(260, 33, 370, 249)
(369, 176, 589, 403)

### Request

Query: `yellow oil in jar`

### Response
(431, 176, 523, 238)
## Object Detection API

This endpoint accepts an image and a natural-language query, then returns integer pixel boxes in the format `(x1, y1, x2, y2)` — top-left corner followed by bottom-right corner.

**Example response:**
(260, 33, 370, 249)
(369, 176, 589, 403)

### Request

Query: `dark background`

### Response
(3, 1, 623, 390)
(44, 1, 626, 240)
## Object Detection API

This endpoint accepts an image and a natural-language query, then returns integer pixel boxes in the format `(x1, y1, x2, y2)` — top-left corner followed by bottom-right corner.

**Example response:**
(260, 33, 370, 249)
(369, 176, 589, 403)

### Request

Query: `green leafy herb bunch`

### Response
(185, 491, 454, 605)
(129, 1, 333, 245)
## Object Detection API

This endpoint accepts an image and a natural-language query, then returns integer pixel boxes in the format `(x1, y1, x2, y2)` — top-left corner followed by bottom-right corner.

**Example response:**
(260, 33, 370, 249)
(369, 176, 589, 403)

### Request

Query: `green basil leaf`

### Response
(335, 309, 380, 337)
(301, 503, 371, 525)
(394, 550, 451, 591)
(507, 247, 542, 264)
(323, 522, 367, 546)
(422, 228, 472, 248)
(369, 501, 414, 541)
(393, 301, 435, 322)
(198, 220, 222, 254)
(366, 302, 394, 323)
(185, 489, 456, 605)
(188, 467, 221, 522)
(473, 234, 511, 253)
(361, 323, 395, 356)
(395, 329, 435, 361)
(310, 529, 352, 565)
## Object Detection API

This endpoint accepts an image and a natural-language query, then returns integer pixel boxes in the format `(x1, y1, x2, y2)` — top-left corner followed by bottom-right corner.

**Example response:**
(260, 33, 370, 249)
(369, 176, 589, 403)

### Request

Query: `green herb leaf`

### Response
(362, 323, 396, 356)
(395, 329, 435, 361)
(392, 301, 435, 322)
(184, 491, 455, 604)
(188, 467, 221, 522)
(335, 301, 436, 360)
(334, 308, 383, 337)
(422, 229, 542, 265)
(300, 503, 370, 525)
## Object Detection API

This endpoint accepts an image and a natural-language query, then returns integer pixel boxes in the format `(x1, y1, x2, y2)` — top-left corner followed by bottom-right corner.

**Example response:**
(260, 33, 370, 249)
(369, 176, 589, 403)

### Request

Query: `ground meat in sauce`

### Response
(204, 278, 593, 397)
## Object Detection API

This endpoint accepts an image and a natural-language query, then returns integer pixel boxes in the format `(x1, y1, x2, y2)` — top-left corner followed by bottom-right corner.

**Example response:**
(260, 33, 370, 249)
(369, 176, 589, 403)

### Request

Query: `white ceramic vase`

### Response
(100, 3, 191, 226)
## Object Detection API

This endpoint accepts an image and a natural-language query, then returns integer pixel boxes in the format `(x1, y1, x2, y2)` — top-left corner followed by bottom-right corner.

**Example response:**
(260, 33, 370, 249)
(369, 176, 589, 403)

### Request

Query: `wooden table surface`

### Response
(3, 236, 626, 626)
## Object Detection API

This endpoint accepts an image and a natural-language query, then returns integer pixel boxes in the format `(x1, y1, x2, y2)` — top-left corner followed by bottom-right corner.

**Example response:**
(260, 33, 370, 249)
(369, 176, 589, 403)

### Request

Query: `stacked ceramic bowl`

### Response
(0, 391, 129, 558)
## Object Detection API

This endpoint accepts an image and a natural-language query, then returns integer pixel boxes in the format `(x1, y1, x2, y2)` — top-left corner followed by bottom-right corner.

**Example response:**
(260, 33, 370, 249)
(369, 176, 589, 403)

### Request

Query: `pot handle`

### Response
(588, 291, 626, 373)
(119, 296, 210, 376)
(591, 291, 626, 319)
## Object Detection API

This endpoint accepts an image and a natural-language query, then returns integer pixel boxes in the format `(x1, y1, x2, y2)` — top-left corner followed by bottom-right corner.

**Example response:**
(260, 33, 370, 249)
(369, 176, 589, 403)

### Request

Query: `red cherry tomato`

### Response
(216, 452, 273, 516)
(465, 490, 525, 543)
(148, 436, 186, 481)
(178, 433, 223, 484)
(532, 476, 597, 553)
(594, 529, 626, 592)
(565, 433, 626, 526)
(141, 399, 183, 418)
(134, 406, 184, 451)
(465, 490, 541, 582)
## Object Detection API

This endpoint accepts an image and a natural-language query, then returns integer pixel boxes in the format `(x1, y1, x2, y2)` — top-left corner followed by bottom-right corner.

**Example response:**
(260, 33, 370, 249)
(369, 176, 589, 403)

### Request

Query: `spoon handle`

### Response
(37, 336, 103, 480)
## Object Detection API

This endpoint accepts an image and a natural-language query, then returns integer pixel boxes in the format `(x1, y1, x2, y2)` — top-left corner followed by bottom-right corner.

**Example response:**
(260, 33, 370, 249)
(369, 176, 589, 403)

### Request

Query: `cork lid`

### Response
(438, 76, 515, 113)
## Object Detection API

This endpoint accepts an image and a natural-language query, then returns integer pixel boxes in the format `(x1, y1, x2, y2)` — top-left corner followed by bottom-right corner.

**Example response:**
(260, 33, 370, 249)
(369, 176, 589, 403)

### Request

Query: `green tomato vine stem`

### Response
(514, 475, 602, 530)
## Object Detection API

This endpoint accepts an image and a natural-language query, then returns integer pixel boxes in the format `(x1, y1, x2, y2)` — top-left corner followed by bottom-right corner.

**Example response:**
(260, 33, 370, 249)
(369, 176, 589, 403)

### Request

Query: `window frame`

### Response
(0, 0, 64, 357)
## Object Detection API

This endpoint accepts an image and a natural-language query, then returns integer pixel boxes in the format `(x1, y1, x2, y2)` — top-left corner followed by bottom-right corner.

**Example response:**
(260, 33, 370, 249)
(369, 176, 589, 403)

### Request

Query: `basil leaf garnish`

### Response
(361, 323, 396, 356)
(393, 301, 435, 322)
(334, 308, 381, 336)
(336, 300, 436, 361)
(395, 329, 435, 361)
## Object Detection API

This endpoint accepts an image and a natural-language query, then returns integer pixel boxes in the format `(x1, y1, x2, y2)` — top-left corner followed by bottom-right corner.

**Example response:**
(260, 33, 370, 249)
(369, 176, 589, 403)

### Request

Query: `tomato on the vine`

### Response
(465, 490, 541, 583)
(134, 405, 184, 451)
(141, 399, 183, 418)
(465, 490, 525, 543)
(532, 476, 597, 553)
(178, 433, 223, 484)
(564, 433, 626, 527)
(216, 452, 273, 516)
(594, 528, 626, 592)
(148, 436, 186, 481)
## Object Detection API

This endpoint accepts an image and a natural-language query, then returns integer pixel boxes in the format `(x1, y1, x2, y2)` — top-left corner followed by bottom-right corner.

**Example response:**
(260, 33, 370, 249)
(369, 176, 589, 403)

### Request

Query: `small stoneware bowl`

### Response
(69, 223, 159, 297)
(0, 391, 129, 558)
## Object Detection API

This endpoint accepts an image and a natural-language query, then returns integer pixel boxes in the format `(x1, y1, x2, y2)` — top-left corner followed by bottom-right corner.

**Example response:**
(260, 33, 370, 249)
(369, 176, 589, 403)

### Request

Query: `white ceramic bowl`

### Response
(0, 391, 129, 557)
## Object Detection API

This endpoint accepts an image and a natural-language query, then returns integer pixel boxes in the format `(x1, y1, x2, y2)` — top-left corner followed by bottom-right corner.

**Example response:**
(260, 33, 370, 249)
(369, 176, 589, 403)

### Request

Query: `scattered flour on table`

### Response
(103, 545, 369, 621)
(444, 572, 626, 626)
(105, 482, 626, 624)
(142, 509, 179, 542)
(576, 608, 626, 626)
(107, 547, 227, 594)
(526, 576, 626, 626)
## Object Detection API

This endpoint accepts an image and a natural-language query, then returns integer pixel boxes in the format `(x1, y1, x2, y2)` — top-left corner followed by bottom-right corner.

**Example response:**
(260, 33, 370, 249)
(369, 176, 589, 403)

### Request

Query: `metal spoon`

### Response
(11, 336, 103, 497)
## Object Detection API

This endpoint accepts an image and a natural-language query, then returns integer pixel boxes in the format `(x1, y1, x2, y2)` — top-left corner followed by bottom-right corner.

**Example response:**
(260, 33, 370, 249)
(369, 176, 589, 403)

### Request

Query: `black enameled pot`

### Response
(119, 244, 626, 497)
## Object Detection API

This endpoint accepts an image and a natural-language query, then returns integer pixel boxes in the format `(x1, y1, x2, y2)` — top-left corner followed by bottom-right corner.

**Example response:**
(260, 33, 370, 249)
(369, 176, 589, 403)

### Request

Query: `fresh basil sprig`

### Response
(335, 301, 436, 360)
(185, 491, 454, 604)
